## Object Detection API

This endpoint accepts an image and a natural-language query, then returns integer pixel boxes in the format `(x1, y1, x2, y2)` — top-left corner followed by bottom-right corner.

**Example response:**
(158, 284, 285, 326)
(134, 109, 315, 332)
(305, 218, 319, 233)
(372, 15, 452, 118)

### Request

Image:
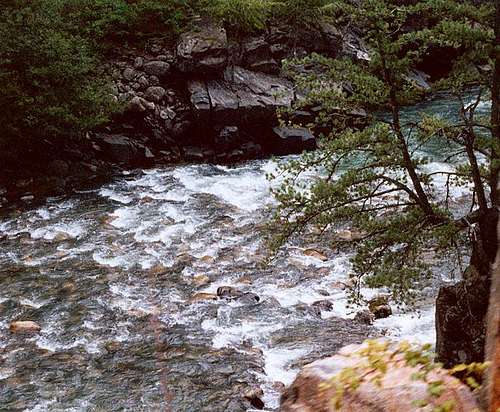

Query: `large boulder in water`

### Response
(280, 340, 479, 412)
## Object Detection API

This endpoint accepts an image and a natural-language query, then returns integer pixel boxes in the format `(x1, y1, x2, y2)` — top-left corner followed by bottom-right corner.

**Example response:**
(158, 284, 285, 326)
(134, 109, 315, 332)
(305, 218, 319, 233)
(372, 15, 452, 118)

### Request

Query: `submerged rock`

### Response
(281, 341, 479, 411)
(302, 248, 328, 261)
(189, 293, 218, 303)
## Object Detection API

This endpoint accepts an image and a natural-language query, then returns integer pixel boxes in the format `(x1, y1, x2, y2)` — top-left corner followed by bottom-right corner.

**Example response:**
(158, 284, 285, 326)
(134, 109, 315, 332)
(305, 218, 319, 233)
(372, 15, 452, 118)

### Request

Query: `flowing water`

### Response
(0, 95, 490, 411)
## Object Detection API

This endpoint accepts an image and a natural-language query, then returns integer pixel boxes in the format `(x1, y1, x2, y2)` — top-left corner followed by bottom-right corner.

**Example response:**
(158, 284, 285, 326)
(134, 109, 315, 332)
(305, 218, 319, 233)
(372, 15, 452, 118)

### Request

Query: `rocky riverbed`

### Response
(0, 156, 447, 411)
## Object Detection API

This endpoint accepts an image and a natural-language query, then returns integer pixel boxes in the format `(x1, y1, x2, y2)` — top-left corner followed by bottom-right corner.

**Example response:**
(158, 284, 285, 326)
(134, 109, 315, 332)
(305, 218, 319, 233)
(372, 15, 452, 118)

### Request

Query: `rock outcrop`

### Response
(436, 208, 498, 367)
(281, 341, 479, 412)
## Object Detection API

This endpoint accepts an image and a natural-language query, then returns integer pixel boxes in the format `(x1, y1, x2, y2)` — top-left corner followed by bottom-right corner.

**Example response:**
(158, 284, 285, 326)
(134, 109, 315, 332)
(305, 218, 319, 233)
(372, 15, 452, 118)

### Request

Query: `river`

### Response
(0, 95, 490, 411)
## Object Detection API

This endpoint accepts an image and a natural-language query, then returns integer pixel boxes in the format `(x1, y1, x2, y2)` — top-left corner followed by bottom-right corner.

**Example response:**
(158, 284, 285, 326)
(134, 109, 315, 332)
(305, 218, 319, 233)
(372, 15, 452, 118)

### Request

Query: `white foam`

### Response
(374, 306, 436, 345)
(30, 222, 85, 241)
(99, 188, 133, 204)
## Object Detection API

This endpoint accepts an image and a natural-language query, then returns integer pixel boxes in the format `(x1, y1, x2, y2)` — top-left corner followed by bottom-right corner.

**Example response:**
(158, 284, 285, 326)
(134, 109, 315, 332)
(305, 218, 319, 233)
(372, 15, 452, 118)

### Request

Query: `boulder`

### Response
(128, 96, 155, 113)
(192, 274, 210, 287)
(9, 321, 41, 334)
(145, 86, 166, 103)
(270, 127, 316, 155)
(281, 341, 479, 412)
(206, 80, 239, 124)
(312, 300, 333, 312)
(354, 310, 375, 325)
(368, 295, 392, 319)
(302, 248, 327, 261)
(217, 286, 243, 298)
(242, 37, 280, 74)
(176, 24, 228, 75)
(243, 387, 264, 410)
(143, 60, 170, 78)
(188, 81, 211, 118)
(94, 133, 151, 165)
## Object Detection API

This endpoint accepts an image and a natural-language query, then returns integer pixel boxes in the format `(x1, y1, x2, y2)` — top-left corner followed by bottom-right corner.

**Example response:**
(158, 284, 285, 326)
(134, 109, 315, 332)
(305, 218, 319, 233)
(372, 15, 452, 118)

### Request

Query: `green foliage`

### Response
(206, 0, 272, 33)
(268, 0, 496, 305)
(0, 0, 120, 145)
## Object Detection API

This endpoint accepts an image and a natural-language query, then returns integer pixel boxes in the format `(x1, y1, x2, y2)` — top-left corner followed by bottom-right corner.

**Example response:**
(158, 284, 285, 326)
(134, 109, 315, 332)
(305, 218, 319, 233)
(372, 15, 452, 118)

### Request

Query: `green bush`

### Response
(273, 0, 332, 25)
(206, 0, 272, 34)
(0, 0, 119, 145)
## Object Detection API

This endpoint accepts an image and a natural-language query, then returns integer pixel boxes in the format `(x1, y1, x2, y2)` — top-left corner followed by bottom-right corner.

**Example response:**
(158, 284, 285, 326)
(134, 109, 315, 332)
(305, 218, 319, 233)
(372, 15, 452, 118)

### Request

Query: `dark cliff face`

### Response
(0, 20, 354, 207)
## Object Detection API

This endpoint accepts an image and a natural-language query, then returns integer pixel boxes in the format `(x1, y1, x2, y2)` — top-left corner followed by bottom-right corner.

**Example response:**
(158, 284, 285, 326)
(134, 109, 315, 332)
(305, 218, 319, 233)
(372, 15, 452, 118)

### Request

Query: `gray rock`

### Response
(149, 75, 160, 86)
(143, 60, 170, 77)
(122, 67, 136, 81)
(145, 86, 166, 103)
(207, 80, 239, 124)
(96, 133, 151, 164)
(134, 57, 144, 69)
(128, 96, 155, 113)
(188, 80, 211, 115)
(216, 126, 240, 149)
(176, 24, 228, 75)
(183, 146, 205, 161)
(243, 37, 279, 74)
(354, 310, 375, 325)
(271, 127, 316, 155)
(311, 300, 333, 312)
(138, 75, 149, 89)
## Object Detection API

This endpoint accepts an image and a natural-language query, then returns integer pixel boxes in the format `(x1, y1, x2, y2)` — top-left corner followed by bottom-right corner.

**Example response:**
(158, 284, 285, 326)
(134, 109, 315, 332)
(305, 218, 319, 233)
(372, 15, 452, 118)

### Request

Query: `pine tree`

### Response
(268, 0, 497, 305)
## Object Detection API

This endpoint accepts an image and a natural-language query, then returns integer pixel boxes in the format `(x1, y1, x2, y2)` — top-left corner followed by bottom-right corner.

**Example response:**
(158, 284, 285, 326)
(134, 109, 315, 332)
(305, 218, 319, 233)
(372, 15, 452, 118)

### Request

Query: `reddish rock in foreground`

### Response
(280, 341, 479, 412)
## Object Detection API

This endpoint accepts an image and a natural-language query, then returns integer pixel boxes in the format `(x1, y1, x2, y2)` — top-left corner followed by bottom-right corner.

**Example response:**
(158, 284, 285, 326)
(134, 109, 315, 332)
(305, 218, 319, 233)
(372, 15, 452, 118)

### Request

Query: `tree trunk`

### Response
(483, 214, 500, 411)
(490, 0, 500, 206)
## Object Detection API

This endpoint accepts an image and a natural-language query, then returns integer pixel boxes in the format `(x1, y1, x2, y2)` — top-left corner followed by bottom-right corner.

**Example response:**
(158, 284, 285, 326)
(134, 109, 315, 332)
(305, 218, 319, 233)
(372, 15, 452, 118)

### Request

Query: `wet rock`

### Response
(227, 66, 294, 124)
(243, 387, 264, 410)
(354, 310, 375, 325)
(207, 80, 239, 124)
(189, 292, 218, 303)
(238, 292, 260, 304)
(294, 303, 321, 318)
(237, 275, 253, 285)
(9, 321, 41, 334)
(281, 341, 479, 412)
(192, 274, 210, 287)
(368, 295, 392, 319)
(302, 248, 328, 261)
(271, 127, 316, 155)
(143, 60, 170, 78)
(95, 133, 150, 164)
(312, 300, 333, 312)
(183, 146, 205, 162)
(176, 24, 228, 75)
(217, 286, 243, 298)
